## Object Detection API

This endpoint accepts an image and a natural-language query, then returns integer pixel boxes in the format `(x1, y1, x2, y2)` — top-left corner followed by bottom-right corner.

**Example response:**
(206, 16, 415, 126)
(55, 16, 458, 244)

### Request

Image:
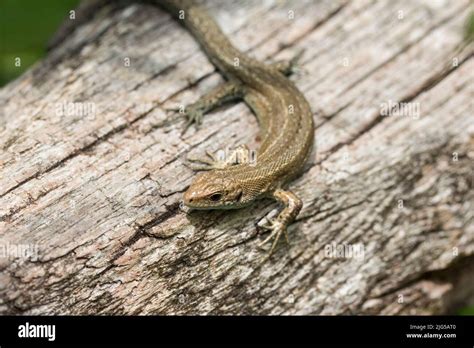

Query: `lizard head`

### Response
(183, 171, 245, 209)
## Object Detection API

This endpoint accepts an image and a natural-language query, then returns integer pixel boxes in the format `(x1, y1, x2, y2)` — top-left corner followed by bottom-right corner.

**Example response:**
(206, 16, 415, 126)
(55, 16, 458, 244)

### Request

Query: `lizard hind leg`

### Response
(269, 49, 306, 76)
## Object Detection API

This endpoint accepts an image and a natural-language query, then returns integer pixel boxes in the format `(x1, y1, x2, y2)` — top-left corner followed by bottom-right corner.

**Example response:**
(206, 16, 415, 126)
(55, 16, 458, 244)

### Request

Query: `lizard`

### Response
(157, 0, 315, 259)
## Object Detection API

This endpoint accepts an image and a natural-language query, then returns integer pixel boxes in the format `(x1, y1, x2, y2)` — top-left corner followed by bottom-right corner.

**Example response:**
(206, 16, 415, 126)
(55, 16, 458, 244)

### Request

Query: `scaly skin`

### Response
(159, 0, 314, 259)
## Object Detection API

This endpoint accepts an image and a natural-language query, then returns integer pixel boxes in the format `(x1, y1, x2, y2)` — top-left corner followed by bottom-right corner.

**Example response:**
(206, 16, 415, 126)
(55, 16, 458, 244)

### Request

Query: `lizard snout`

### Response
(183, 190, 196, 206)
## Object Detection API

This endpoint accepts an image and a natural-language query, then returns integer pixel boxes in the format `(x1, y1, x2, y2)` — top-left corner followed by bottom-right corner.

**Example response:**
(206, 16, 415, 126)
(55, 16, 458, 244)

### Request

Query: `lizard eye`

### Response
(209, 193, 222, 202)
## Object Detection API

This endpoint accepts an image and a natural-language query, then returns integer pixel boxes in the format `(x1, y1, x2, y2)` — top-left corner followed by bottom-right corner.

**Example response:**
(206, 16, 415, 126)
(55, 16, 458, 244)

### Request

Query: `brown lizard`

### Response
(159, 0, 314, 259)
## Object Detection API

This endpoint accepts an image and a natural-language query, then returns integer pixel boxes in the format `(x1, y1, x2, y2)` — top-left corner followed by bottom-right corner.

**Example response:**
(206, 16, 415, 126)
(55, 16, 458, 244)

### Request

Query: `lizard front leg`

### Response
(258, 189, 303, 261)
(170, 50, 303, 133)
(173, 80, 253, 170)
(187, 144, 251, 171)
(169, 80, 244, 134)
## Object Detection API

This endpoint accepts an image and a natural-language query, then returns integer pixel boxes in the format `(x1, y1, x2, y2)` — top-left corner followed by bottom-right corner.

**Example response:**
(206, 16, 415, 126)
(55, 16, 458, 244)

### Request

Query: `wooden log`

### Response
(0, 0, 473, 314)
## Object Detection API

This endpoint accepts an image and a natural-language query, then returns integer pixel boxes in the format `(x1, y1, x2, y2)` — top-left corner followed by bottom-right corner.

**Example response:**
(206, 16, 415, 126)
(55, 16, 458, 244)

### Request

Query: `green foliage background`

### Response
(465, 8, 474, 42)
(0, 0, 473, 315)
(0, 0, 79, 86)
(459, 306, 474, 315)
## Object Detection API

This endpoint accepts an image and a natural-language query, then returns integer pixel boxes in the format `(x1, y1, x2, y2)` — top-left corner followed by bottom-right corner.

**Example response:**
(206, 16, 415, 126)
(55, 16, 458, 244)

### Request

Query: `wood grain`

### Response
(0, 0, 473, 314)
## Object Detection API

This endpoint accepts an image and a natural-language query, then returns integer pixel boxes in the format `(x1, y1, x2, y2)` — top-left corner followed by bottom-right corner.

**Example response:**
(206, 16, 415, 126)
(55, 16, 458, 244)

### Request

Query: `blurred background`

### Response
(0, 0, 473, 315)
(0, 0, 79, 86)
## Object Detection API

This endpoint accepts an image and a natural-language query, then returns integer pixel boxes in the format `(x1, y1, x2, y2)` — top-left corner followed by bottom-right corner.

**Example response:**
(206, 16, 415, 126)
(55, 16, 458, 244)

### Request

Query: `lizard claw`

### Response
(183, 108, 204, 132)
(257, 219, 290, 260)
(181, 104, 206, 135)
(186, 150, 226, 171)
(184, 161, 212, 171)
(270, 48, 307, 76)
(285, 48, 307, 75)
(165, 105, 182, 113)
(165, 104, 204, 135)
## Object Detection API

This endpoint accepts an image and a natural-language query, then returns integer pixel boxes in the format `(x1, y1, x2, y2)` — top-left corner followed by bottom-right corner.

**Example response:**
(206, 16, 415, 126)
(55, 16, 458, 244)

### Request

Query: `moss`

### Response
(465, 9, 474, 43)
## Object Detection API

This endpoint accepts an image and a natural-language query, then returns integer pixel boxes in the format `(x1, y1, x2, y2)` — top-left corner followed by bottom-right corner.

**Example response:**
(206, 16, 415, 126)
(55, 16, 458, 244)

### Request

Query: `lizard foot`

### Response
(256, 189, 302, 263)
(270, 48, 306, 76)
(182, 106, 204, 134)
(257, 218, 290, 262)
(186, 145, 251, 171)
(166, 104, 204, 135)
(287, 48, 306, 75)
(186, 150, 226, 171)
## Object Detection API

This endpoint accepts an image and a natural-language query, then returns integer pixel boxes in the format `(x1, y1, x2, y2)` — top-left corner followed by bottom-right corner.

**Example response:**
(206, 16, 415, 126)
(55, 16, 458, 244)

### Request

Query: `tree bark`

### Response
(0, 0, 473, 315)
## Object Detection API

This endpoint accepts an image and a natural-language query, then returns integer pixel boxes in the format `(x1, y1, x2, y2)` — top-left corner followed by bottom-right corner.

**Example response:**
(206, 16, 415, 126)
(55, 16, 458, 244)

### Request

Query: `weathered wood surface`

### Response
(0, 0, 473, 315)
